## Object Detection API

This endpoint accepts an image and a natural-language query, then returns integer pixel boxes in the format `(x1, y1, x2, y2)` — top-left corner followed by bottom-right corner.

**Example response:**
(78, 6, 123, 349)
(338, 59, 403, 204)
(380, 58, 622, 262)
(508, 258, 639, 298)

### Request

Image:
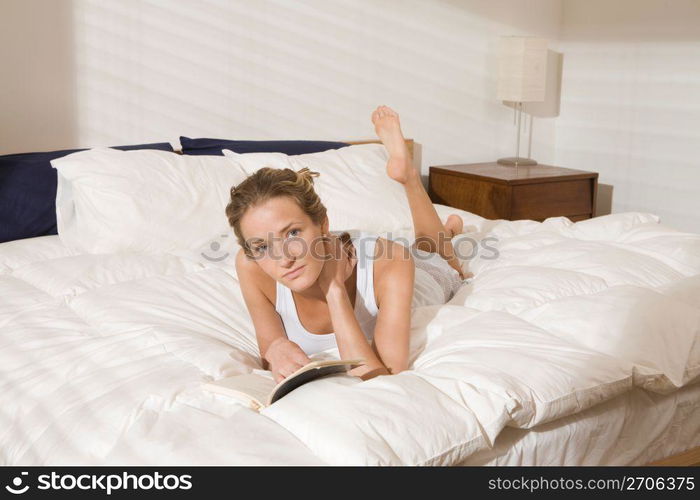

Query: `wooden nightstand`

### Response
(428, 162, 598, 222)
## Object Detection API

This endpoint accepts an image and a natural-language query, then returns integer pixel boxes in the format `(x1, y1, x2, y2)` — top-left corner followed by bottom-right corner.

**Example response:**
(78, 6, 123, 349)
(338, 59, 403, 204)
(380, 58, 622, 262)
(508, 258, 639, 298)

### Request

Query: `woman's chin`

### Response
(289, 278, 311, 292)
(284, 271, 315, 291)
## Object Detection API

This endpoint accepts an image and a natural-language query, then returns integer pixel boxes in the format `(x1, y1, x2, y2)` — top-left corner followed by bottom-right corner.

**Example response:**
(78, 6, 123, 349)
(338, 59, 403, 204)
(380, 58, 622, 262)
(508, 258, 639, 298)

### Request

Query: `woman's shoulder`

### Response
(235, 249, 277, 304)
(373, 236, 412, 262)
(371, 236, 414, 297)
(348, 231, 409, 260)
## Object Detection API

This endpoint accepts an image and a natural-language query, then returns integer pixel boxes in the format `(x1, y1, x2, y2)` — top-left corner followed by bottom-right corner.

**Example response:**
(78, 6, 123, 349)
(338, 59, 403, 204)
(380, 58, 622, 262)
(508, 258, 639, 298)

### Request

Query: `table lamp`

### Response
(496, 36, 548, 167)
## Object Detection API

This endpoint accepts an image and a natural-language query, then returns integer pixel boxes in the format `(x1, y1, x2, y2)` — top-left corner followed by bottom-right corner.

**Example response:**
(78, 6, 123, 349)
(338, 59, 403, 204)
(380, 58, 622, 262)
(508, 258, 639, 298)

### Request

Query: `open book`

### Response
(202, 358, 365, 411)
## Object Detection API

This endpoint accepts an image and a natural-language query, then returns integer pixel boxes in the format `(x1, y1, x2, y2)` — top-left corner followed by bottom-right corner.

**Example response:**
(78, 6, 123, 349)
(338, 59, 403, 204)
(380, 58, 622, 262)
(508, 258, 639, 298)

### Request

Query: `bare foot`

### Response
(371, 105, 413, 184)
(444, 215, 474, 280)
(444, 214, 464, 238)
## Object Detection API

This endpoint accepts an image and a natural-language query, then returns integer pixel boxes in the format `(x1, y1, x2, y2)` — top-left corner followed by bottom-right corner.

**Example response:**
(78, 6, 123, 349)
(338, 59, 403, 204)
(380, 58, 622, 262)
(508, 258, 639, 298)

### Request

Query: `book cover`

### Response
(202, 358, 365, 411)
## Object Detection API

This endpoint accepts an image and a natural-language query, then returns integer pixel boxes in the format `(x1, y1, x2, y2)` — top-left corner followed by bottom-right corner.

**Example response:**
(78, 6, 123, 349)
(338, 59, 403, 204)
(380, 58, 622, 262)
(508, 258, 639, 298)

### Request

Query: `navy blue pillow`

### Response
(0, 142, 174, 243)
(179, 136, 349, 156)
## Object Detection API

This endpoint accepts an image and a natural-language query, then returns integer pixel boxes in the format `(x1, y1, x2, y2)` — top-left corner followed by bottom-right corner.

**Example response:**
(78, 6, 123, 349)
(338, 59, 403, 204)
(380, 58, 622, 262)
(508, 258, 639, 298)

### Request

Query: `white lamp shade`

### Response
(497, 36, 548, 102)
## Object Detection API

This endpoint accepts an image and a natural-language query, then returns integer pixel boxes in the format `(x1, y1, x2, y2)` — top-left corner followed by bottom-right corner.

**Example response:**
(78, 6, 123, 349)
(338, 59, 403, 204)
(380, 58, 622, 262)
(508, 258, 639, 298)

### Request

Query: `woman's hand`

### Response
(264, 337, 311, 383)
(317, 233, 356, 298)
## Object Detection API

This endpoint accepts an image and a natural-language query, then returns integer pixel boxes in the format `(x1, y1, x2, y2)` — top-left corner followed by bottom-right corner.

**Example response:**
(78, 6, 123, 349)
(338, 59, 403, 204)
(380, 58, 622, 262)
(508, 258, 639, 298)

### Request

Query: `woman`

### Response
(226, 106, 472, 383)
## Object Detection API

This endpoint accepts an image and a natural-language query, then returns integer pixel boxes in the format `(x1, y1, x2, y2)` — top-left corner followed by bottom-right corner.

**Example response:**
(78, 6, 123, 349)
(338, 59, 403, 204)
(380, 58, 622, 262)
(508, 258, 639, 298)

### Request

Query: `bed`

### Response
(1, 140, 699, 465)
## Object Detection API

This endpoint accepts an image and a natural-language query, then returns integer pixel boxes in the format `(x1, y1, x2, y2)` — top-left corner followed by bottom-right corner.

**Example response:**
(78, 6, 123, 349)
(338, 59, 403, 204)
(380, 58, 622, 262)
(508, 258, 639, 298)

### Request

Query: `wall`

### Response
(555, 0, 700, 232)
(0, 0, 77, 154)
(0, 0, 561, 176)
(3, 0, 698, 232)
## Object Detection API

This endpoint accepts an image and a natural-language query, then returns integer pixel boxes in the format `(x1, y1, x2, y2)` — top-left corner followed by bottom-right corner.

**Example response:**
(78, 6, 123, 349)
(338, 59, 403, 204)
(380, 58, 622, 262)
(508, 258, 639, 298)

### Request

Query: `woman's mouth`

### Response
(283, 264, 306, 280)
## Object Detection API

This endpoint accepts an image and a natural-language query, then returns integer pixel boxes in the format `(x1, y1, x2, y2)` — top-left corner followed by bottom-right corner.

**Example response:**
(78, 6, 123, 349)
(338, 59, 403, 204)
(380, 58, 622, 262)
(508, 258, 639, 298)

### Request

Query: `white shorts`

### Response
(411, 248, 471, 308)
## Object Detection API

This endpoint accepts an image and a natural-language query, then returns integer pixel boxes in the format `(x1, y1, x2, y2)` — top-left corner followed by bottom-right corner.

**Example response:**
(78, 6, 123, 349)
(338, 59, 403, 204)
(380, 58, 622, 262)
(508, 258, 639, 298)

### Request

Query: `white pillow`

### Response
(222, 144, 413, 235)
(52, 147, 248, 254)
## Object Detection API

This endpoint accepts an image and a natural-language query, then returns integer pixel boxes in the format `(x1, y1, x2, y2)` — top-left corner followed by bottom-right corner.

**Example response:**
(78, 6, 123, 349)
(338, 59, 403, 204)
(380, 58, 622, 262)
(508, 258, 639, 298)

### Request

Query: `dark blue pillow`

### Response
(0, 142, 174, 243)
(179, 136, 349, 156)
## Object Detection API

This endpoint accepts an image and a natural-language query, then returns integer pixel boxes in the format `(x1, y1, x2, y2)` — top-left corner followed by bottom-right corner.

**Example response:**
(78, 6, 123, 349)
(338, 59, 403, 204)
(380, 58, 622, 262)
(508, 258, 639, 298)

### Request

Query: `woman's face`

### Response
(239, 196, 328, 291)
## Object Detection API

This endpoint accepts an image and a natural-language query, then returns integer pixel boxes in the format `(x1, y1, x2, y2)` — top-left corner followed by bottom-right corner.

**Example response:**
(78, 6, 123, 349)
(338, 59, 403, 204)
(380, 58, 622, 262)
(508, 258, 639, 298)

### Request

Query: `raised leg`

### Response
(371, 105, 472, 280)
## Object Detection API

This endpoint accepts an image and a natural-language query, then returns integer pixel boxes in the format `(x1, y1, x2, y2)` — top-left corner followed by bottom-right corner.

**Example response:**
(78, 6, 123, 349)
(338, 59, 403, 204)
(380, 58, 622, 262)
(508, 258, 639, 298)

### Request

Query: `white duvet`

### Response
(1, 207, 699, 465)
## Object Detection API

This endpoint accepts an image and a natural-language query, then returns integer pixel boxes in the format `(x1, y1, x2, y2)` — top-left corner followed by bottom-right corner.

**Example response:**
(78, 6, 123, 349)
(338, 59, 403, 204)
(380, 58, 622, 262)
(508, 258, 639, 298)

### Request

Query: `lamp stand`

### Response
(497, 101, 538, 168)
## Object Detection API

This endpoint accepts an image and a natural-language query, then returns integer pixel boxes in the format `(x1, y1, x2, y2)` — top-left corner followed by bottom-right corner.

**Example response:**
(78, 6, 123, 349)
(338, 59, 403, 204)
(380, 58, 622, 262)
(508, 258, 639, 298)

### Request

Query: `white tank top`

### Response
(274, 230, 379, 356)
(274, 230, 471, 356)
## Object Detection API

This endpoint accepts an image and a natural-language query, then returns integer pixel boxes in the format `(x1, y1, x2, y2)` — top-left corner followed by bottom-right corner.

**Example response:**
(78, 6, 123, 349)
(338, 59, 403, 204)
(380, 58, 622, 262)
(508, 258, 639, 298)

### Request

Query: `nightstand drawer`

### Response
(566, 214, 592, 222)
(511, 179, 593, 220)
(428, 162, 598, 222)
(428, 174, 510, 220)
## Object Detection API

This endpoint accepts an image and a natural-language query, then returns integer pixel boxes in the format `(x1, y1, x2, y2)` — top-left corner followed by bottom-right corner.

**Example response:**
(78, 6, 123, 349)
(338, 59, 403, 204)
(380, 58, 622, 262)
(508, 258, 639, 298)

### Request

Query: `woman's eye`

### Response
(288, 228, 300, 237)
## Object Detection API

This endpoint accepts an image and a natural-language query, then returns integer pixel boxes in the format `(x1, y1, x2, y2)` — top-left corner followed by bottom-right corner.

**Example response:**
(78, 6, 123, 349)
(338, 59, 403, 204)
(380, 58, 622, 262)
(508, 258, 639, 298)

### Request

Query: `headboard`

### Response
(172, 138, 414, 158)
(345, 138, 414, 159)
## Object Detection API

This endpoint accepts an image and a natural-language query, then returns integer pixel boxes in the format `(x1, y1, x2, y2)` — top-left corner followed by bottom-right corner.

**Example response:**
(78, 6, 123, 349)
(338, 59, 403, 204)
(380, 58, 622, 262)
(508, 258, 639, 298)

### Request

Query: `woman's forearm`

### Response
(325, 284, 389, 379)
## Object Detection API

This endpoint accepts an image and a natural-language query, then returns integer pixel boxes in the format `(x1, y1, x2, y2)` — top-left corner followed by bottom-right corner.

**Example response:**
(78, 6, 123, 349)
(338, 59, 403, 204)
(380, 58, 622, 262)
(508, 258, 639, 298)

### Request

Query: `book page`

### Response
(202, 373, 276, 409)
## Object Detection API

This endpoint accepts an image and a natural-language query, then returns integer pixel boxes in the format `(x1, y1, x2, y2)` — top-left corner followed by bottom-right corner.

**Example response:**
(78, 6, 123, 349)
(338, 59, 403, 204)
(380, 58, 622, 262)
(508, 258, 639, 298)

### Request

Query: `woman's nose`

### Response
(283, 238, 306, 259)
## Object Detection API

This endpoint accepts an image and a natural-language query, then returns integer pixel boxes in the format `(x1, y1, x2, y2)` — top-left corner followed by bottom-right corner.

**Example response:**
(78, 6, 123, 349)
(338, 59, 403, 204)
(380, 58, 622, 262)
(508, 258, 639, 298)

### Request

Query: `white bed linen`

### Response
(459, 378, 700, 465)
(1, 205, 699, 465)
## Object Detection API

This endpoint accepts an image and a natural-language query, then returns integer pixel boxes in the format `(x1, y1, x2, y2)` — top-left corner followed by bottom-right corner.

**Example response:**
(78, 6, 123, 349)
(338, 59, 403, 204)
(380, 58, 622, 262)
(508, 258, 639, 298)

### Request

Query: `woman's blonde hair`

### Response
(225, 167, 328, 258)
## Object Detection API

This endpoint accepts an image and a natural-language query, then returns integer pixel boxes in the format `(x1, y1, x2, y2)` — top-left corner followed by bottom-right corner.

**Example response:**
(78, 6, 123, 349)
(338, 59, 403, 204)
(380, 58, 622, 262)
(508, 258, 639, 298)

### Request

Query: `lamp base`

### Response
(496, 157, 538, 167)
